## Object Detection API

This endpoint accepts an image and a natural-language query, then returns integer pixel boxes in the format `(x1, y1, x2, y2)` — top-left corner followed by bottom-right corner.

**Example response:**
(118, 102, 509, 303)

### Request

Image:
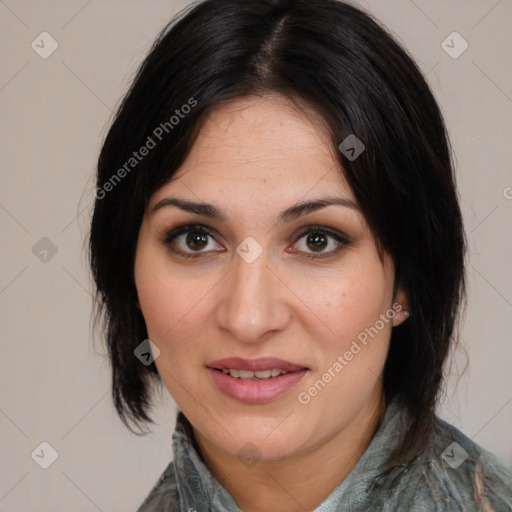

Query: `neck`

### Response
(192, 393, 387, 512)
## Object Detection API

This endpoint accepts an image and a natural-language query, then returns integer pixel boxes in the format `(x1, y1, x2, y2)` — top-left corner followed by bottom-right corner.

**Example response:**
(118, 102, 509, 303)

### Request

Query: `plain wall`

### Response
(1, 1, 511, 510)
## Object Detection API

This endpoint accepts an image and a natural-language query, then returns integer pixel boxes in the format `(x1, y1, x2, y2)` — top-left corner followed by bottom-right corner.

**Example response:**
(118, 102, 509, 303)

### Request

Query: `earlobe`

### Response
(392, 306, 410, 327)
(392, 287, 410, 327)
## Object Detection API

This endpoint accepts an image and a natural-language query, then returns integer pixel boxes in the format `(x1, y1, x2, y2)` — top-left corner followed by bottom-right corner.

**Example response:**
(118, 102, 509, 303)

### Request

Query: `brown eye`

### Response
(291, 226, 349, 258)
(306, 232, 328, 252)
(163, 224, 225, 258)
(186, 231, 209, 251)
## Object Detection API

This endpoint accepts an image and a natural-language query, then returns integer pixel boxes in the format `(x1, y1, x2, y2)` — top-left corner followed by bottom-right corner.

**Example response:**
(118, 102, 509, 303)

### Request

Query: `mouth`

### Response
(215, 368, 290, 380)
(206, 356, 309, 403)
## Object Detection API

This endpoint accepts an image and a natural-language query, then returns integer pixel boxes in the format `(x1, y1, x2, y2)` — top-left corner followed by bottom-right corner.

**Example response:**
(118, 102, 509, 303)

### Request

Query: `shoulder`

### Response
(433, 417, 512, 508)
(375, 415, 512, 511)
(136, 462, 181, 512)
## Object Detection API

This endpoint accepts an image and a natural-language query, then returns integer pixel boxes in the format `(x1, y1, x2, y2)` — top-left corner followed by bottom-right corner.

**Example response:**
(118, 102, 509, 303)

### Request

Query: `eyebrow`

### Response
(151, 196, 358, 223)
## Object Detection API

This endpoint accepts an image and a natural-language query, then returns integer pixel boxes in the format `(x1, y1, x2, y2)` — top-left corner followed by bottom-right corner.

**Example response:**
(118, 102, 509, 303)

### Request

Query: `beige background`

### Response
(1, 0, 511, 510)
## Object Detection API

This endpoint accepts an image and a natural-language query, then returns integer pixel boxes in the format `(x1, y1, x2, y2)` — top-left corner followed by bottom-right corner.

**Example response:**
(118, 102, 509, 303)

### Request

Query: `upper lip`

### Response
(207, 357, 307, 372)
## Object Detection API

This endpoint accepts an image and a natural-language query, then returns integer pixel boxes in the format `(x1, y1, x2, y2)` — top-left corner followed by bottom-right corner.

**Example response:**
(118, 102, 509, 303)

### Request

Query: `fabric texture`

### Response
(136, 400, 512, 511)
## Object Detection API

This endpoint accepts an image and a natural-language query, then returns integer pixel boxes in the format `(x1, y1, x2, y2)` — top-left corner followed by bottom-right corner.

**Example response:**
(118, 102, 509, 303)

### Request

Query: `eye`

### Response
(290, 226, 349, 258)
(161, 224, 349, 260)
(163, 224, 224, 257)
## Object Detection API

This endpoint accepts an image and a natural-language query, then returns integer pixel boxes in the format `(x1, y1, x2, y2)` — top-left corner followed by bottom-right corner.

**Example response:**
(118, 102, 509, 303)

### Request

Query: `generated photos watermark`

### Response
(441, 441, 468, 469)
(94, 97, 197, 200)
(297, 302, 403, 405)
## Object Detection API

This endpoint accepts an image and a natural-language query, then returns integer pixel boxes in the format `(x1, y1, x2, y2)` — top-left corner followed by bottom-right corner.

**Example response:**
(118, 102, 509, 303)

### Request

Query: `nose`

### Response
(215, 250, 291, 343)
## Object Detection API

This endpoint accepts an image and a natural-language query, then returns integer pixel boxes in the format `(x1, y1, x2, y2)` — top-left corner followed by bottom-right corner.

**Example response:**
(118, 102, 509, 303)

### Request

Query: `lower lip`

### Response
(207, 368, 308, 404)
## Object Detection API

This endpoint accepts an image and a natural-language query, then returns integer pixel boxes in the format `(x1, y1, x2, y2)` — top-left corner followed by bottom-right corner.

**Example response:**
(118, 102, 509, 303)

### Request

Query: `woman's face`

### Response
(134, 94, 407, 462)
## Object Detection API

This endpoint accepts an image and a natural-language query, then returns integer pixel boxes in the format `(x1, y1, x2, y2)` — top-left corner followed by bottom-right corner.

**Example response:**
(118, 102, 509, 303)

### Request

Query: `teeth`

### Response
(220, 368, 288, 380)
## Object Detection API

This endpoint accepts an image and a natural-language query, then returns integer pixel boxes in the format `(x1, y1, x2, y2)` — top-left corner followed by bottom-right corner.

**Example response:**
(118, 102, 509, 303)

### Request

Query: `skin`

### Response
(134, 94, 409, 511)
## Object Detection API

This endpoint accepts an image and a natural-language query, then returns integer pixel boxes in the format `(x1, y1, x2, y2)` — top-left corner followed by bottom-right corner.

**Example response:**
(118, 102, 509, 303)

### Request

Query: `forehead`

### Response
(165, 94, 351, 198)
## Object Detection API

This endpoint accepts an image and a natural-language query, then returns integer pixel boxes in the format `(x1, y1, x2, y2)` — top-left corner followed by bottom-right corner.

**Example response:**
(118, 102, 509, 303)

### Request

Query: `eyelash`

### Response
(161, 223, 350, 260)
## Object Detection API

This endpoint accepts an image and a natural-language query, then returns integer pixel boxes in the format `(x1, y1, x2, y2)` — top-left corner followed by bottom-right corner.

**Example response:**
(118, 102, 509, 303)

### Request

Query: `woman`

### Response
(89, 0, 512, 510)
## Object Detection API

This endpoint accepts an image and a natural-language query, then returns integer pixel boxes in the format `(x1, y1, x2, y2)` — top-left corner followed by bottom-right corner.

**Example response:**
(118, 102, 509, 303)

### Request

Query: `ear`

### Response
(392, 287, 410, 327)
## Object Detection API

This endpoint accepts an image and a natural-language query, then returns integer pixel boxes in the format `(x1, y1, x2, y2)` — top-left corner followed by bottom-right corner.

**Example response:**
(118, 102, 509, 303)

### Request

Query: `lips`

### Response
(206, 356, 307, 373)
(206, 356, 309, 403)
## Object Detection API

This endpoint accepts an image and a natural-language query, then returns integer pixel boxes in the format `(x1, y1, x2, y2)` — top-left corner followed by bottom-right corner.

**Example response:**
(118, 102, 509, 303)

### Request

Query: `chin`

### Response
(197, 406, 314, 459)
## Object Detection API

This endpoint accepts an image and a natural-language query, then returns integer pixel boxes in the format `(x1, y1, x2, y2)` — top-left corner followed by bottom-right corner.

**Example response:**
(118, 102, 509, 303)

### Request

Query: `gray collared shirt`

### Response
(137, 400, 512, 511)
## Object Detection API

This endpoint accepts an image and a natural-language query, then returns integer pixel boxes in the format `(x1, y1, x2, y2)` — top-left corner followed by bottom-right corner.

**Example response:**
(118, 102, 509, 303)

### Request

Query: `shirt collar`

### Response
(171, 399, 410, 511)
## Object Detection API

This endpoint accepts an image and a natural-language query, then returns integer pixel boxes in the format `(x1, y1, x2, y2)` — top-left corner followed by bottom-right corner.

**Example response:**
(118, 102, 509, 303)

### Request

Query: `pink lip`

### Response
(206, 357, 309, 404)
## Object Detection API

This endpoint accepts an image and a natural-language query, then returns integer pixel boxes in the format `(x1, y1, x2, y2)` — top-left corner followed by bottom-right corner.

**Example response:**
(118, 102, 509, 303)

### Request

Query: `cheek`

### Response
(301, 258, 394, 343)
(296, 273, 393, 410)
(135, 243, 179, 338)
(134, 247, 216, 355)
(137, 274, 206, 342)
(330, 278, 389, 335)
(298, 255, 394, 395)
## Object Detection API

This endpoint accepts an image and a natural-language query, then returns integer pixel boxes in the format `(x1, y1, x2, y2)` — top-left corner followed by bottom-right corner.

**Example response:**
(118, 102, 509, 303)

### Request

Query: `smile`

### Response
(206, 357, 309, 403)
